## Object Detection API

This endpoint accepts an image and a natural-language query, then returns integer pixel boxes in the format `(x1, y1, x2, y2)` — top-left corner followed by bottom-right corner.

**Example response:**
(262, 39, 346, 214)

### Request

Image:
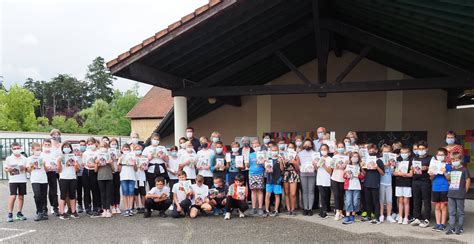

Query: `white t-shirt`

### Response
(316, 156, 333, 187)
(27, 156, 47, 184)
(148, 186, 170, 198)
(59, 155, 77, 180)
(82, 150, 99, 170)
(191, 183, 209, 204)
(196, 149, 214, 177)
(41, 151, 59, 172)
(119, 154, 137, 181)
(167, 156, 180, 180)
(172, 181, 192, 202)
(179, 152, 197, 179)
(4, 155, 27, 183)
(143, 146, 162, 173)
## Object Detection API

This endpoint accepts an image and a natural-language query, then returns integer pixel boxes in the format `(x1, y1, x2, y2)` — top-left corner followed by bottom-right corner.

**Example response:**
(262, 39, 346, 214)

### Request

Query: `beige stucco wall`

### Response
(159, 51, 473, 152)
(130, 118, 162, 141)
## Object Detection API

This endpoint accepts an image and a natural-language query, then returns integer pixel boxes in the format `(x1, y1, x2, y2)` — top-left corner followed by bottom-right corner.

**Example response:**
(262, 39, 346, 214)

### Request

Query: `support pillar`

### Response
(385, 68, 404, 131)
(174, 96, 187, 146)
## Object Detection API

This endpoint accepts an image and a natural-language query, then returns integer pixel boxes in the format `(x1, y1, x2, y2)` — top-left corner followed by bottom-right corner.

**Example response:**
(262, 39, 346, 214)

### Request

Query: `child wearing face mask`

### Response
(167, 146, 180, 199)
(95, 141, 114, 218)
(429, 148, 451, 232)
(28, 142, 48, 221)
(118, 144, 137, 217)
(331, 142, 348, 221)
(133, 144, 147, 214)
(362, 144, 385, 224)
(263, 145, 284, 217)
(179, 141, 197, 183)
(221, 142, 237, 185)
(294, 136, 304, 152)
(143, 133, 168, 189)
(57, 142, 80, 220)
(209, 177, 228, 215)
(342, 152, 365, 224)
(177, 137, 188, 158)
(224, 174, 249, 220)
(446, 153, 470, 235)
(5, 142, 28, 222)
(248, 140, 265, 216)
(316, 144, 333, 218)
(82, 137, 101, 217)
(411, 140, 432, 228)
(394, 146, 414, 225)
(283, 142, 300, 215)
(379, 144, 396, 223)
(109, 138, 122, 214)
(197, 137, 215, 188)
(41, 139, 60, 217)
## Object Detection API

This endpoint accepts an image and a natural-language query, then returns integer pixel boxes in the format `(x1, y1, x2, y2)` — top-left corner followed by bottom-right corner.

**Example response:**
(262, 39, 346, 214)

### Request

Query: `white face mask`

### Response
(88, 145, 96, 151)
(212, 137, 219, 143)
(186, 132, 193, 138)
(452, 161, 461, 167)
(263, 138, 271, 144)
(295, 141, 302, 147)
(180, 143, 186, 149)
(271, 151, 278, 158)
(437, 155, 445, 162)
(110, 144, 118, 149)
(12, 149, 21, 156)
(33, 150, 41, 156)
(418, 150, 426, 156)
(253, 146, 261, 152)
(231, 148, 239, 153)
(351, 157, 359, 163)
(100, 148, 108, 153)
(131, 138, 139, 144)
(320, 151, 328, 156)
(151, 139, 159, 146)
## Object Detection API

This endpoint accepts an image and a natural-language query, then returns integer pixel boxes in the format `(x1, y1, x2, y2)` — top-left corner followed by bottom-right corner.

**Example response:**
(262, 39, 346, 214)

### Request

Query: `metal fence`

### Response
(0, 137, 126, 180)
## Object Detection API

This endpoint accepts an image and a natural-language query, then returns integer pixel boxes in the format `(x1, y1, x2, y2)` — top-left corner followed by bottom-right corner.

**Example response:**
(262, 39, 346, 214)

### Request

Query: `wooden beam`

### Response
(275, 51, 312, 84)
(312, 0, 330, 84)
(173, 77, 474, 97)
(335, 46, 371, 82)
(217, 96, 241, 107)
(128, 63, 183, 90)
(321, 19, 472, 77)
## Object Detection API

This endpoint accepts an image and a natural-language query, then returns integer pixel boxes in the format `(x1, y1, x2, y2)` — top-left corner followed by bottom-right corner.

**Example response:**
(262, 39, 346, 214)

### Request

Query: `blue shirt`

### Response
(380, 166, 393, 185)
(249, 152, 264, 176)
(432, 164, 452, 192)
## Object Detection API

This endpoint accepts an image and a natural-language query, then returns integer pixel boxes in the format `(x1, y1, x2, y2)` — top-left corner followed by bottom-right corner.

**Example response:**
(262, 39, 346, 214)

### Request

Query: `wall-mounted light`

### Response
(208, 97, 217, 104)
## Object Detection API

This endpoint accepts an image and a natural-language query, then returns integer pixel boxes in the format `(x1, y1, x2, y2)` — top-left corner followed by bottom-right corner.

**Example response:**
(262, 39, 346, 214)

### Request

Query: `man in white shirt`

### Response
(4, 142, 28, 222)
(143, 176, 172, 218)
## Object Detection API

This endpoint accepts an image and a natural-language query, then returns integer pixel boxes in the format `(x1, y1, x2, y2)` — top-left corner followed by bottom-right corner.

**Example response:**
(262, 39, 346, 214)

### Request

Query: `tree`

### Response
(51, 115, 79, 133)
(78, 99, 110, 134)
(85, 57, 115, 103)
(0, 85, 39, 131)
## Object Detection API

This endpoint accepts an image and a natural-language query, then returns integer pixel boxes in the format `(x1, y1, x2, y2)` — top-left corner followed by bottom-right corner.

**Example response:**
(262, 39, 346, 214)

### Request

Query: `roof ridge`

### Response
(107, 0, 223, 69)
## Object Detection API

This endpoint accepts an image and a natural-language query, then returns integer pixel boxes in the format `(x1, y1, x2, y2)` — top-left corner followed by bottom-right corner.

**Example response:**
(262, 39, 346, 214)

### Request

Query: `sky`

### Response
(0, 0, 209, 96)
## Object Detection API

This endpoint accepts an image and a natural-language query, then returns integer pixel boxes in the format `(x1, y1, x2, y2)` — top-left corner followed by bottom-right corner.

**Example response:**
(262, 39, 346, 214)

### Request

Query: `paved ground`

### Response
(0, 181, 469, 243)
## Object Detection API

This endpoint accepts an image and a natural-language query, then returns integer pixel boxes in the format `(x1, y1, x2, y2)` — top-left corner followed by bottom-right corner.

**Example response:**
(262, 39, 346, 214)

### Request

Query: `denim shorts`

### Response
(121, 180, 135, 196)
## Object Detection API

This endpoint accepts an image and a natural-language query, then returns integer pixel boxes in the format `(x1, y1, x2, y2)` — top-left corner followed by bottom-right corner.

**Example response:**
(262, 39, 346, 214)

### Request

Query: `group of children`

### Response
(3, 128, 470, 235)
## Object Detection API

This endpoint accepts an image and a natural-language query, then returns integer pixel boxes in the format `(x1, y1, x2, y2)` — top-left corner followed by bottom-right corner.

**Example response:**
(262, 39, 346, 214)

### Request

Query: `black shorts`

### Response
(432, 191, 448, 204)
(190, 204, 206, 213)
(134, 186, 146, 196)
(9, 183, 27, 196)
(59, 179, 77, 200)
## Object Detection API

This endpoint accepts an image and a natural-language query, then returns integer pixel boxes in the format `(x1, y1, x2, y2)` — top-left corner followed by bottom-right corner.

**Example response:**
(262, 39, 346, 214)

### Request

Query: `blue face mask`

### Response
(170, 151, 177, 157)
(278, 144, 286, 150)
(401, 153, 409, 160)
(79, 146, 87, 152)
(215, 148, 223, 154)
(337, 148, 345, 154)
(317, 133, 324, 139)
(63, 148, 71, 154)
(446, 138, 455, 145)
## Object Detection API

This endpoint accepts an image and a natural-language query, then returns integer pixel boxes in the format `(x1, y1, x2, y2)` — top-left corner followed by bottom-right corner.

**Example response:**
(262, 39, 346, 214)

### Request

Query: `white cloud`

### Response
(19, 33, 39, 46)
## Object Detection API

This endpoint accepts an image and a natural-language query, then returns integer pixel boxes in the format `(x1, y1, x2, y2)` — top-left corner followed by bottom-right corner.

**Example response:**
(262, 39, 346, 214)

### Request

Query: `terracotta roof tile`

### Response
(194, 4, 209, 16)
(107, 0, 224, 69)
(154, 29, 169, 39)
(130, 43, 143, 54)
(181, 13, 195, 24)
(167, 20, 182, 31)
(126, 87, 173, 119)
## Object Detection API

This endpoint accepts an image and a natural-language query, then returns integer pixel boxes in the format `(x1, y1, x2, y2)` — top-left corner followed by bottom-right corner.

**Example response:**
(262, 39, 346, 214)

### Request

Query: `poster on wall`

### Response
(456, 130, 474, 173)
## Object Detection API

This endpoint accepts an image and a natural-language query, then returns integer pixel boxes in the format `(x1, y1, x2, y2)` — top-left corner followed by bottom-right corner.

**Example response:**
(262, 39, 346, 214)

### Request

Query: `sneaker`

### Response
(16, 212, 27, 221)
(34, 213, 42, 221)
(269, 211, 279, 217)
(100, 211, 107, 218)
(303, 210, 308, 216)
(90, 211, 101, 218)
(402, 218, 409, 225)
(213, 208, 220, 216)
(391, 213, 397, 220)
(53, 209, 60, 217)
(50, 207, 55, 215)
(59, 214, 70, 220)
(386, 216, 396, 223)
(158, 211, 167, 218)
(432, 224, 440, 231)
(456, 228, 463, 235)
(262, 210, 269, 217)
(7, 213, 13, 222)
(308, 210, 314, 216)
(419, 219, 430, 228)
(123, 210, 130, 217)
(438, 224, 447, 232)
(411, 219, 421, 226)
(446, 228, 456, 235)
(238, 209, 245, 218)
(224, 212, 231, 220)
(143, 211, 151, 218)
(137, 208, 145, 214)
(398, 217, 403, 224)
(106, 211, 112, 218)
(361, 211, 367, 218)
(85, 209, 93, 215)
(128, 210, 134, 216)
(350, 215, 355, 222)
(70, 212, 80, 219)
(379, 215, 385, 223)
(370, 219, 381, 225)
(257, 209, 264, 217)
(361, 216, 370, 222)
(41, 212, 48, 220)
(342, 216, 353, 225)
(111, 208, 117, 214)
(287, 211, 293, 216)
(77, 205, 84, 213)
(334, 212, 340, 221)
(115, 208, 121, 214)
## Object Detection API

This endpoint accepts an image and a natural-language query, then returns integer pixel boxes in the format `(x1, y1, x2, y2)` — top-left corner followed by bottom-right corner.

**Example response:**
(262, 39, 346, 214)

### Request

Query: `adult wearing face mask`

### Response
(143, 133, 169, 189)
(294, 136, 304, 152)
(313, 127, 327, 152)
(262, 133, 272, 151)
(50, 129, 63, 159)
(186, 127, 201, 152)
(444, 131, 464, 164)
(129, 132, 146, 150)
(210, 131, 227, 154)
(297, 139, 318, 216)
